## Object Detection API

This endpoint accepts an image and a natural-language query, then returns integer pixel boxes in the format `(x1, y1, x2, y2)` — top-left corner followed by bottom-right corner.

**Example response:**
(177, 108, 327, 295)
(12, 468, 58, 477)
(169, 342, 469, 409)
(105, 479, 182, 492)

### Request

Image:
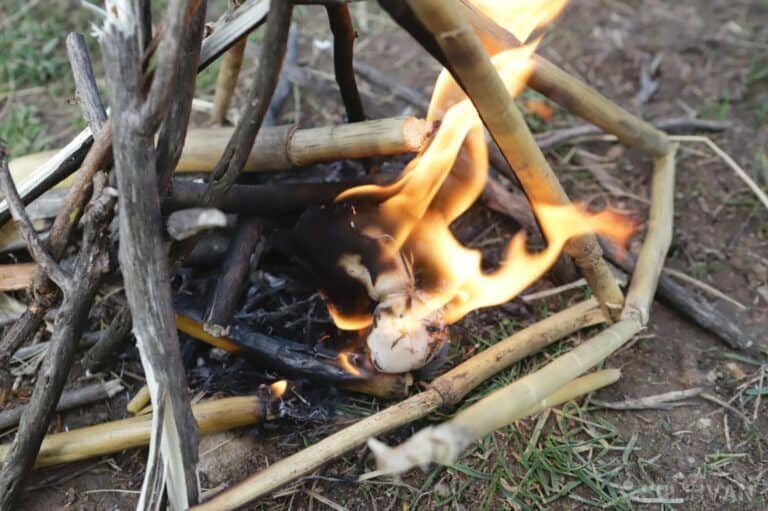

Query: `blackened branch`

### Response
(326, 3, 366, 122)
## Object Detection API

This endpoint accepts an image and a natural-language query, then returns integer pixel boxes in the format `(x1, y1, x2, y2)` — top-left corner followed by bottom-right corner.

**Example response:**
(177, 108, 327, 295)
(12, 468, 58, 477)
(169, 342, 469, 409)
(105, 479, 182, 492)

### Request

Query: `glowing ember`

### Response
(326, 0, 634, 373)
(270, 380, 288, 398)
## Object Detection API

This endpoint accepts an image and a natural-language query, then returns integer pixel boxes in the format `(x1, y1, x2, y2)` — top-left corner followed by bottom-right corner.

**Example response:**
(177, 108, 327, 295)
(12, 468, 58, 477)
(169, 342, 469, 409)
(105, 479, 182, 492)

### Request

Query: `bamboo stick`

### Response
(403, 0, 624, 320)
(190, 299, 605, 511)
(368, 320, 640, 474)
(621, 144, 678, 325)
(458, 0, 671, 158)
(7, 117, 435, 184)
(367, 369, 621, 475)
(0, 394, 277, 469)
(210, 37, 247, 125)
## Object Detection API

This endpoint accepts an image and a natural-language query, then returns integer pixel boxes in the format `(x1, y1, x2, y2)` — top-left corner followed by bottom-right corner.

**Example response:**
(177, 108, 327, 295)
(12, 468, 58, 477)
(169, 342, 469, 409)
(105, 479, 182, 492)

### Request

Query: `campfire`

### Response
(0, 0, 762, 509)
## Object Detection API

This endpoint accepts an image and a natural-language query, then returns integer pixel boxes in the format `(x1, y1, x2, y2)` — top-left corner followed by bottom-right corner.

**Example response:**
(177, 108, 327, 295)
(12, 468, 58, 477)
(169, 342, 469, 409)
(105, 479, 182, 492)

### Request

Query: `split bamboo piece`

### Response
(7, 117, 435, 185)
(127, 385, 151, 415)
(0, 394, 278, 469)
(405, 0, 624, 321)
(210, 37, 247, 125)
(0, 263, 36, 291)
(190, 299, 605, 511)
(458, 0, 671, 157)
(367, 369, 622, 475)
(622, 144, 679, 324)
(367, 321, 640, 473)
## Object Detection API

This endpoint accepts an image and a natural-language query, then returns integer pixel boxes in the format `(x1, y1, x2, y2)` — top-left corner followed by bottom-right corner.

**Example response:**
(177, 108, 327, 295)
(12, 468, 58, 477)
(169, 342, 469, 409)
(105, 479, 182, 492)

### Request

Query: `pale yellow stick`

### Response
(190, 299, 605, 511)
(0, 395, 272, 468)
(366, 369, 622, 476)
(622, 144, 678, 324)
(404, 0, 624, 321)
(126, 385, 151, 415)
(210, 37, 247, 126)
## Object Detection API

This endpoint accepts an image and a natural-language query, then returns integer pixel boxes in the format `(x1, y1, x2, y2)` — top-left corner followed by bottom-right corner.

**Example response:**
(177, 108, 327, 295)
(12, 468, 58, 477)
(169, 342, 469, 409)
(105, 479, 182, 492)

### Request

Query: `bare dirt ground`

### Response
(1, 1, 766, 510)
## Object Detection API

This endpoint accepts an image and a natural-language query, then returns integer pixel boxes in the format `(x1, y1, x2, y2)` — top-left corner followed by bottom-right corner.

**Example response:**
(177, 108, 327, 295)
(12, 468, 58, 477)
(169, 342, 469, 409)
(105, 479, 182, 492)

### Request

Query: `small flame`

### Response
(328, 1, 632, 334)
(338, 352, 363, 378)
(270, 380, 288, 398)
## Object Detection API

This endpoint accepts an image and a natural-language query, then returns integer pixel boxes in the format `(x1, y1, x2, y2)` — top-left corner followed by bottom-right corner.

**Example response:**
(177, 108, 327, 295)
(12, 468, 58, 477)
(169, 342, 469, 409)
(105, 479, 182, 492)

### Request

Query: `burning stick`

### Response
(175, 308, 412, 399)
(457, 1, 671, 158)
(189, 299, 604, 510)
(0, 386, 286, 469)
(382, 0, 625, 321)
(367, 369, 621, 475)
(363, 145, 680, 477)
(9, 117, 435, 181)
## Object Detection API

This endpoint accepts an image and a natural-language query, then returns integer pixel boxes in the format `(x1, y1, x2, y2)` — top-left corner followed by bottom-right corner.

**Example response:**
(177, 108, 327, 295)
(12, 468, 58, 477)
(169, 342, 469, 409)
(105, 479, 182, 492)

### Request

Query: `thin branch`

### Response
(204, 0, 294, 204)
(140, 0, 200, 131)
(66, 32, 108, 132)
(326, 3, 366, 122)
(157, 0, 207, 193)
(203, 218, 262, 336)
(0, 148, 70, 291)
(0, 173, 113, 511)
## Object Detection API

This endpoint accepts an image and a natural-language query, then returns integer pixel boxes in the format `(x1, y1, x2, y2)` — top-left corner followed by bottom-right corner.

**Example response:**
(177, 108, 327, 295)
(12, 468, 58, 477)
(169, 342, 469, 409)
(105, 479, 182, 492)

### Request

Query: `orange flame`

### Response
(329, 1, 631, 331)
(337, 352, 363, 378)
(270, 380, 288, 398)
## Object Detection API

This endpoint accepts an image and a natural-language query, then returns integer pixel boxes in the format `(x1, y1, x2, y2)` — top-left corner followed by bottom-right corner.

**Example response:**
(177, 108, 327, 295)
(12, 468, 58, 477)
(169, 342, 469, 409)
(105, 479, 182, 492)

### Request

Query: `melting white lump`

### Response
(338, 252, 448, 374)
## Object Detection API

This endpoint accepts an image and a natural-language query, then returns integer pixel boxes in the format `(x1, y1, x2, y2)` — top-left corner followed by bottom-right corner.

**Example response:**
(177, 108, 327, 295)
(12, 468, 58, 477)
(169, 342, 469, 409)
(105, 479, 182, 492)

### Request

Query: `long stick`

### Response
(9, 117, 434, 184)
(175, 309, 412, 399)
(100, 2, 204, 506)
(204, 0, 294, 204)
(0, 393, 280, 468)
(396, 0, 624, 320)
(190, 299, 604, 510)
